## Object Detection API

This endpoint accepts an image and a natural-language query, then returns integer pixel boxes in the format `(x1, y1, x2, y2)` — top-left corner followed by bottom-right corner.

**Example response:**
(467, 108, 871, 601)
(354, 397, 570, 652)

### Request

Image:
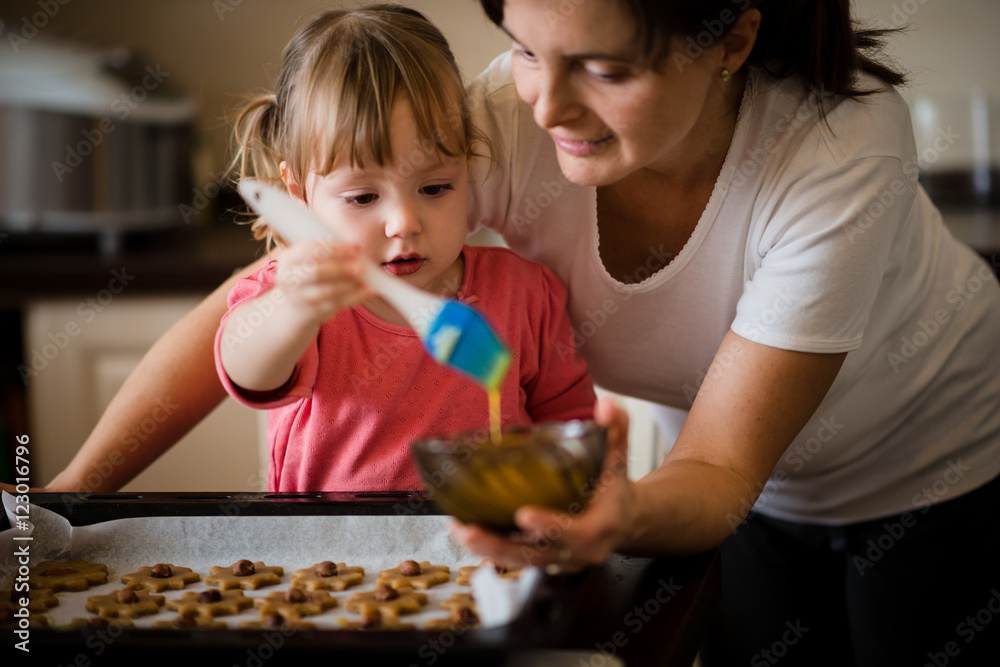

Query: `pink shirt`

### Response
(215, 245, 596, 492)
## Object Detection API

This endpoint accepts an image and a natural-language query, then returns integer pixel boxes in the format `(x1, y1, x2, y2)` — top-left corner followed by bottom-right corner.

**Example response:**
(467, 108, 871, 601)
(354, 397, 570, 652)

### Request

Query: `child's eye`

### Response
(421, 184, 454, 197)
(344, 193, 378, 205)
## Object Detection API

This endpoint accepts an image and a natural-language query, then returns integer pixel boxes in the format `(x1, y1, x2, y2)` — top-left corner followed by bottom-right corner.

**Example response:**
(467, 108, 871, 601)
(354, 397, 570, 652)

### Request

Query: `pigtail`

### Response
(229, 94, 282, 245)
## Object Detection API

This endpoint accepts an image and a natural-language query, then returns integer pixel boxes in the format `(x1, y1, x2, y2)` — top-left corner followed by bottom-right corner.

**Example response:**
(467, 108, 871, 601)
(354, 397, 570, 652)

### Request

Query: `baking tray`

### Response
(4, 492, 588, 666)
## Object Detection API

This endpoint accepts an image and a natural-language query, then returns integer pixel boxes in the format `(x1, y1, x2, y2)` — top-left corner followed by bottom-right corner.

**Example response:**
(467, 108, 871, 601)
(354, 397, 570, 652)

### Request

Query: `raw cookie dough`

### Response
(254, 587, 338, 620)
(426, 592, 479, 630)
(121, 564, 201, 592)
(152, 611, 228, 629)
(166, 589, 253, 617)
(61, 617, 133, 630)
(344, 584, 427, 619)
(290, 561, 364, 591)
(204, 560, 283, 590)
(85, 588, 165, 619)
(2, 588, 59, 613)
(0, 606, 49, 627)
(456, 559, 521, 586)
(338, 608, 415, 630)
(29, 560, 108, 592)
(239, 612, 317, 631)
(376, 560, 449, 590)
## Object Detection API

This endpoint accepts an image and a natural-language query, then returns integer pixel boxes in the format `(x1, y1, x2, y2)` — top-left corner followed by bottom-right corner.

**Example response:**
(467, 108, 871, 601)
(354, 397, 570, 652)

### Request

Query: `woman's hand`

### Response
(276, 241, 375, 324)
(451, 396, 637, 572)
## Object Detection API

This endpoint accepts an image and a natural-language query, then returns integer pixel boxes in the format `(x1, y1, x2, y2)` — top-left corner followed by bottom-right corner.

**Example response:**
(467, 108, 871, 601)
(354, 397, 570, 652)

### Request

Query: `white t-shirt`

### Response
(466, 52, 1000, 525)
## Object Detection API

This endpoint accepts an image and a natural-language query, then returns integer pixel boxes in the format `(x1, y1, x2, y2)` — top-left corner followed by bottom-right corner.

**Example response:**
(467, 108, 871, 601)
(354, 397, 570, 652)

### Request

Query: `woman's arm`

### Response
(36, 253, 276, 493)
(621, 330, 847, 555)
(453, 330, 847, 565)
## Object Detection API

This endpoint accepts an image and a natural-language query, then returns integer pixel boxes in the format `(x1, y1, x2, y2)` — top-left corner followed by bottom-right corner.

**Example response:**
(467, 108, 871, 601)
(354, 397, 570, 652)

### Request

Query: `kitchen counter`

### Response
(0, 217, 268, 307)
(940, 204, 1000, 259)
(2, 203, 997, 308)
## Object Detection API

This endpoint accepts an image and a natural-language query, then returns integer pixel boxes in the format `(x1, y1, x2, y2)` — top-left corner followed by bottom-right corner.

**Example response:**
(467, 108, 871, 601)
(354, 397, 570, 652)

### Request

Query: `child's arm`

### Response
(219, 242, 372, 392)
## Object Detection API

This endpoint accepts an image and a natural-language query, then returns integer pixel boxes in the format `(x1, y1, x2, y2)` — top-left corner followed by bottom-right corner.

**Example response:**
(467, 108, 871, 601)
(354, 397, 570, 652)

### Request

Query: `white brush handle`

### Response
(238, 179, 443, 334)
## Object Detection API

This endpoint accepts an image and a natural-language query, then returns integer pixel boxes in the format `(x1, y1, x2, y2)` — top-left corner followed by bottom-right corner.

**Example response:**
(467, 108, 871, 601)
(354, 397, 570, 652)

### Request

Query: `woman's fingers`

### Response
(595, 395, 630, 467)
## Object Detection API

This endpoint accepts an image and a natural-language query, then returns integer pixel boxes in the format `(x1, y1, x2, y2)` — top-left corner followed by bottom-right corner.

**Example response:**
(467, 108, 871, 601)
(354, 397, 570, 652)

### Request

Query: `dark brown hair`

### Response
(478, 0, 907, 97)
(232, 4, 479, 243)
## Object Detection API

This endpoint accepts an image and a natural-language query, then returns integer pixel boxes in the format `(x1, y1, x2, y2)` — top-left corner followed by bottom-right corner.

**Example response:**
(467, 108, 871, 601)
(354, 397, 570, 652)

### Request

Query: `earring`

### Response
(720, 68, 732, 82)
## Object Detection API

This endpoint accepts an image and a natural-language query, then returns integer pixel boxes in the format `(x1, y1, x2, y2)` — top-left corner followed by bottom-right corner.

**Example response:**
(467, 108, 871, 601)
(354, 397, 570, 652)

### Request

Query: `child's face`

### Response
(295, 97, 469, 296)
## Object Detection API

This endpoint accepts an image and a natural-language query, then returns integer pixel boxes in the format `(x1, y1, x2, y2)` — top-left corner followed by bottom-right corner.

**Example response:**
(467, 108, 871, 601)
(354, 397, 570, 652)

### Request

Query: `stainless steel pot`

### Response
(0, 39, 196, 246)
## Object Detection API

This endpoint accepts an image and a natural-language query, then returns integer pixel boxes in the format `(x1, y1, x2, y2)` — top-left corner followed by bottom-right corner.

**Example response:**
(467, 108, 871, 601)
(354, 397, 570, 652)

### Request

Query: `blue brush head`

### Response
(423, 301, 512, 390)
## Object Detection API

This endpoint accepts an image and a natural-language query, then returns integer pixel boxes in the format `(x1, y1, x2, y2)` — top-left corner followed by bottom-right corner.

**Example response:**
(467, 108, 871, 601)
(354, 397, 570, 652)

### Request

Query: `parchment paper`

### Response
(0, 492, 539, 630)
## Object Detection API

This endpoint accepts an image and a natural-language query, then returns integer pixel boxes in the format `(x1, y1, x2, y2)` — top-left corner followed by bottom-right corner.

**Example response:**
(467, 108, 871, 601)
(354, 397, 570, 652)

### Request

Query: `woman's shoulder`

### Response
(468, 51, 515, 102)
(747, 67, 916, 168)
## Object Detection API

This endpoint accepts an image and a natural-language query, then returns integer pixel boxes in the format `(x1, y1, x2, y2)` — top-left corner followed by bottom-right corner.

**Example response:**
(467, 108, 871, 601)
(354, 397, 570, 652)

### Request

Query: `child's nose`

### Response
(385, 203, 422, 238)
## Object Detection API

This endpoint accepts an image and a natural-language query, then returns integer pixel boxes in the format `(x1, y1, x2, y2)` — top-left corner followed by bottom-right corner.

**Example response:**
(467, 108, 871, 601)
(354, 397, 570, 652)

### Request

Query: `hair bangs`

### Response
(293, 16, 470, 180)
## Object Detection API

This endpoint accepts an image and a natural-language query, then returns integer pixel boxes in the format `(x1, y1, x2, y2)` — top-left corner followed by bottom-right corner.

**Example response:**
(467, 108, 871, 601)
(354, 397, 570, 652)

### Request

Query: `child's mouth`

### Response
(382, 256, 425, 276)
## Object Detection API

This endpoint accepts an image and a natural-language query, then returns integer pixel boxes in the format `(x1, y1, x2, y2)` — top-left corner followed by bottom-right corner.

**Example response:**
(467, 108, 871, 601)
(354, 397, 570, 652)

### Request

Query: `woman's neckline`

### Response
(591, 69, 758, 290)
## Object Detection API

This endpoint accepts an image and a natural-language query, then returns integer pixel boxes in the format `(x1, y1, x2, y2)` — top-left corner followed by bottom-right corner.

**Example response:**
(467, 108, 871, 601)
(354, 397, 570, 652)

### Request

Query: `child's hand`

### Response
(276, 242, 375, 324)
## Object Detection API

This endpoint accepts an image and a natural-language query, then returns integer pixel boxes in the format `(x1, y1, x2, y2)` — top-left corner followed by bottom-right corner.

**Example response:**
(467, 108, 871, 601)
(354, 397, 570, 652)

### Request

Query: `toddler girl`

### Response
(215, 4, 596, 492)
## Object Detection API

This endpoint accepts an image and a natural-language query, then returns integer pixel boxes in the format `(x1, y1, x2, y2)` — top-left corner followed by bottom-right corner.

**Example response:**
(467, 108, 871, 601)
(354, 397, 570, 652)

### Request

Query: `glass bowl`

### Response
(410, 420, 607, 532)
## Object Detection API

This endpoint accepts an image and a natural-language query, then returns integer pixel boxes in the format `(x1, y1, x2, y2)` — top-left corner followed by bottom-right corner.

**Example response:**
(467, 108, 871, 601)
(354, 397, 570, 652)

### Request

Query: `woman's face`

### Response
(501, 0, 730, 187)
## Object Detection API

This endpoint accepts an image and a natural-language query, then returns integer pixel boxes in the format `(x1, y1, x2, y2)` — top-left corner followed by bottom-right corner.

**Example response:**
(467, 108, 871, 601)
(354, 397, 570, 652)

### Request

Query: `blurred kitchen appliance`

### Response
(0, 38, 196, 251)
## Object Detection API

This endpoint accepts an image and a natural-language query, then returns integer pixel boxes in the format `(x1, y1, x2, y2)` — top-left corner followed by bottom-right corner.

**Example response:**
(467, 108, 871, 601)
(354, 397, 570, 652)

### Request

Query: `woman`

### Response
(16, 1, 1000, 663)
(455, 1, 1000, 664)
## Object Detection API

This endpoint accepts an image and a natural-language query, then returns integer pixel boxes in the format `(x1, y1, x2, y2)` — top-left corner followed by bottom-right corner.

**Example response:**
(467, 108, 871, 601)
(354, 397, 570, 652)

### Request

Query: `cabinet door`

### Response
(23, 297, 264, 491)
(593, 387, 671, 480)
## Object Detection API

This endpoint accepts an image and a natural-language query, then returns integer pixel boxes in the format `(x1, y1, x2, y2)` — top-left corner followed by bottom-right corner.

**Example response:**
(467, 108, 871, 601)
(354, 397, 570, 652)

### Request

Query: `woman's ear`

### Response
(280, 161, 305, 201)
(721, 8, 761, 74)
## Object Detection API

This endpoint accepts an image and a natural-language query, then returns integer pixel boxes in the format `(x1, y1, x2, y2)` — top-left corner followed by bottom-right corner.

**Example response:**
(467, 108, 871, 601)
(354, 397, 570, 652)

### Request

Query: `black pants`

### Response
(700, 474, 1000, 667)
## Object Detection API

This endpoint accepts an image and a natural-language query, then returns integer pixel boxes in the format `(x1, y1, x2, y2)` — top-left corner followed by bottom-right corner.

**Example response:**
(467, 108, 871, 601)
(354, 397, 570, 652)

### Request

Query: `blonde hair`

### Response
(231, 4, 480, 245)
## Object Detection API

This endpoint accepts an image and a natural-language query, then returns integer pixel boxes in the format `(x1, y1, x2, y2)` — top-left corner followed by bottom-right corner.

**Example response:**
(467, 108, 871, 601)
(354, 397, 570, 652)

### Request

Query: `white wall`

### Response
(4, 1, 996, 180)
(853, 0, 1000, 96)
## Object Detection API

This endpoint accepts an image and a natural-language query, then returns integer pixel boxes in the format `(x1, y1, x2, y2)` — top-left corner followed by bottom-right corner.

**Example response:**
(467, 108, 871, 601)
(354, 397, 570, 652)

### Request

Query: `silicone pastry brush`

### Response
(237, 179, 512, 390)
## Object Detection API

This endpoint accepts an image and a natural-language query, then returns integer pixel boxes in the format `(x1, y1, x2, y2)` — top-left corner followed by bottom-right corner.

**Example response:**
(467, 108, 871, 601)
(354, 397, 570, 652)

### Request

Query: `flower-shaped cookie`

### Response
(2, 588, 59, 613)
(344, 584, 427, 619)
(121, 564, 201, 592)
(29, 560, 108, 592)
(204, 560, 283, 590)
(254, 587, 338, 621)
(291, 561, 364, 591)
(62, 617, 133, 630)
(426, 592, 480, 630)
(85, 588, 165, 619)
(376, 560, 449, 590)
(0, 606, 49, 627)
(166, 589, 253, 617)
(240, 613, 316, 631)
(456, 559, 521, 585)
(338, 608, 415, 630)
(152, 611, 227, 629)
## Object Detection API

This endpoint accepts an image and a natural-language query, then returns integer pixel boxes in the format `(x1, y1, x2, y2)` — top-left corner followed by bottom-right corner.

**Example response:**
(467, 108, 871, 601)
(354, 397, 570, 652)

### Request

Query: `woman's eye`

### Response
(591, 70, 627, 82)
(344, 193, 377, 205)
(421, 183, 454, 197)
(513, 44, 536, 62)
(584, 65, 630, 82)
